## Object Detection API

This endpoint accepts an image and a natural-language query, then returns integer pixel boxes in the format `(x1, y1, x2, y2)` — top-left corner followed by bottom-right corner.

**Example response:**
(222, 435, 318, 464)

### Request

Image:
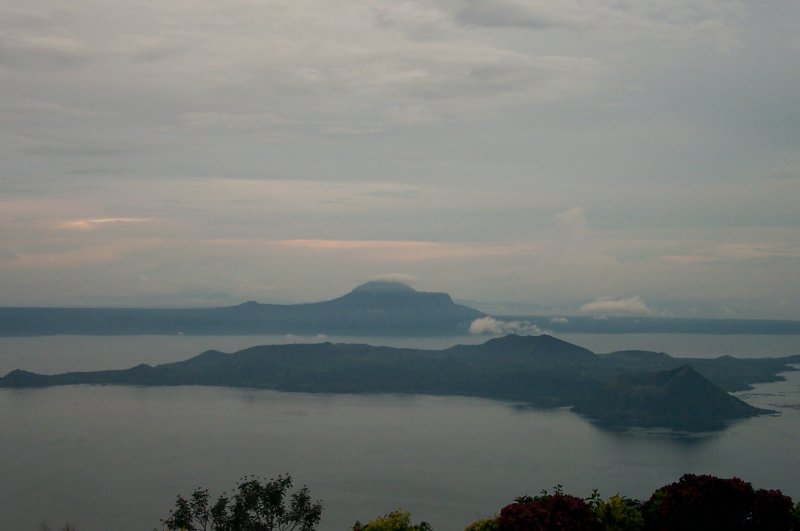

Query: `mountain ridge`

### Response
(3, 334, 796, 431)
(0, 281, 484, 337)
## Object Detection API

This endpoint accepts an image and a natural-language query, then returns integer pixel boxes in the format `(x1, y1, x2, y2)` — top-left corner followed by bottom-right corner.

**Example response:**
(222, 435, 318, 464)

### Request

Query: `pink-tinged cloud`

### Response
(58, 218, 150, 230)
(715, 243, 800, 260)
(661, 244, 800, 264)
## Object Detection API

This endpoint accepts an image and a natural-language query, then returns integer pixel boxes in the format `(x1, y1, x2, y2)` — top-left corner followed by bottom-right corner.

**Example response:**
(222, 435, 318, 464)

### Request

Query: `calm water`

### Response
(1, 334, 799, 530)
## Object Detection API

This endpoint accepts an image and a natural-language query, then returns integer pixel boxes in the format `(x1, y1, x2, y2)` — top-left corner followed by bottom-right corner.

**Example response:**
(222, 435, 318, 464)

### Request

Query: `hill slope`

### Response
(572, 365, 771, 430)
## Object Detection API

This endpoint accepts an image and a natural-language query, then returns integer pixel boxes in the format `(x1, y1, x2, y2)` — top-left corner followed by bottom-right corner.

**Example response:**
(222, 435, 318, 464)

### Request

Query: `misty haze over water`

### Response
(3, 333, 800, 376)
(1, 333, 799, 530)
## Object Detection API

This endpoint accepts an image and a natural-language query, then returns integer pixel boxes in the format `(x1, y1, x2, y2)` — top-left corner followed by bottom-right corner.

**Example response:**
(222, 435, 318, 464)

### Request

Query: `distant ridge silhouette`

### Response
(0, 281, 484, 337)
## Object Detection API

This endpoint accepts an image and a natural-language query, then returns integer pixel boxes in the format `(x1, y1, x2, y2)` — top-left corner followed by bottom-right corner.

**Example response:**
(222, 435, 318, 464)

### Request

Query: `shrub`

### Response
(463, 516, 498, 531)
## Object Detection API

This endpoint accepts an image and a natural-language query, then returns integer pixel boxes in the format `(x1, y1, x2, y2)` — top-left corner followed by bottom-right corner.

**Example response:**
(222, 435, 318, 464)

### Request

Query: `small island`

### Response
(571, 365, 770, 430)
(2, 334, 797, 432)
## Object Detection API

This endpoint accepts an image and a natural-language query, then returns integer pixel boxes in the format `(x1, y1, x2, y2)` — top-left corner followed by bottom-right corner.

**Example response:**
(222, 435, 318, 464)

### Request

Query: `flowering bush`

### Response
(643, 473, 798, 531)
(498, 492, 600, 531)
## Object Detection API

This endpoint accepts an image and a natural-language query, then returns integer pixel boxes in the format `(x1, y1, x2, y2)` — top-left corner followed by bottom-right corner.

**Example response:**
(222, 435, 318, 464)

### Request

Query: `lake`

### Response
(1, 333, 799, 530)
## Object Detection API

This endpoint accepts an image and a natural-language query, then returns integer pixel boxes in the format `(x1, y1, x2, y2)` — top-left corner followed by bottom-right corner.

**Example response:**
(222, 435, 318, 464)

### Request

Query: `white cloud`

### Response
(469, 316, 546, 336)
(579, 295, 654, 316)
(369, 273, 418, 285)
(554, 206, 588, 234)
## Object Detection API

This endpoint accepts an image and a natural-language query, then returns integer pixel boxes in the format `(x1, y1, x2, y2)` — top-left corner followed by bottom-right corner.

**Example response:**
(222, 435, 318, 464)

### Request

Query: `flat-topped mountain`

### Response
(3, 334, 796, 431)
(0, 281, 484, 337)
(4, 282, 800, 337)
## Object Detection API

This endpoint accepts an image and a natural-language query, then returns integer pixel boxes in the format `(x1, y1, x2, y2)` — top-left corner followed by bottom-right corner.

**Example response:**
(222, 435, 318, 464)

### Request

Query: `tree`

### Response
(351, 510, 432, 531)
(162, 474, 322, 531)
(593, 494, 643, 531)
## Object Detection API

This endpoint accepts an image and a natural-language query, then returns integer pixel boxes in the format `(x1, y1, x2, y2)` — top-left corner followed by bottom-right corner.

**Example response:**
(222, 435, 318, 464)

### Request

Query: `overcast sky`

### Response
(2, 0, 799, 318)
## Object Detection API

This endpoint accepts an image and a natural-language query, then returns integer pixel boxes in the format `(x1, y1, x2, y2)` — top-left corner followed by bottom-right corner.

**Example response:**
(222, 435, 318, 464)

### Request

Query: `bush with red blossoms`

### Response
(642, 473, 798, 531)
(498, 492, 600, 531)
(752, 488, 798, 531)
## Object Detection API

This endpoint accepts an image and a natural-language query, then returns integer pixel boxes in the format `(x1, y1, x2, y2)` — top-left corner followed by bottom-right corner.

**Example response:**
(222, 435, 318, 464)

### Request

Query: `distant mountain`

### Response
(0, 281, 484, 337)
(572, 365, 771, 430)
(5, 283, 799, 337)
(2, 334, 797, 431)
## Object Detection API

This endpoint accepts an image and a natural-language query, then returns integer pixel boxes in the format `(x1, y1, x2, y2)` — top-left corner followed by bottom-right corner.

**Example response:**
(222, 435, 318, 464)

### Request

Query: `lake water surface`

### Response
(1, 334, 799, 530)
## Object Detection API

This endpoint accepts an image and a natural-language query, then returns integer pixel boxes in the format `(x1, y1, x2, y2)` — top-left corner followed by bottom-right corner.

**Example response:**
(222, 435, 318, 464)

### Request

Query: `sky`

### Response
(1, 0, 799, 318)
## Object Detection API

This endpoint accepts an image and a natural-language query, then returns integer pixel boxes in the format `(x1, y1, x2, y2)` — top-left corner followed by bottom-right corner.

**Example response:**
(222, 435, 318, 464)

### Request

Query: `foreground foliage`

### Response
(360, 474, 800, 531)
(162, 472, 798, 531)
(592, 494, 644, 531)
(162, 474, 322, 531)
(457, 474, 799, 531)
(643, 474, 797, 531)
(351, 510, 432, 531)
(498, 488, 600, 531)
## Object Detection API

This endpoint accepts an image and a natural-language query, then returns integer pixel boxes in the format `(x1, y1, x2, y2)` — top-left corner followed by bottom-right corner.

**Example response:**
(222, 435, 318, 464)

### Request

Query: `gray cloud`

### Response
(19, 143, 127, 158)
(453, 0, 560, 29)
(0, 36, 94, 69)
(0, 0, 798, 317)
